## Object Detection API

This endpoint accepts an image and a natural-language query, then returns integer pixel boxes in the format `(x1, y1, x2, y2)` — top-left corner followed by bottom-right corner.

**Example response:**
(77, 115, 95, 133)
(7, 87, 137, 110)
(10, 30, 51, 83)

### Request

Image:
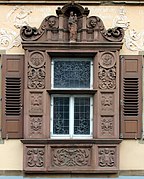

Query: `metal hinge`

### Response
(6, 134, 9, 140)
(120, 99, 123, 106)
(120, 133, 123, 139)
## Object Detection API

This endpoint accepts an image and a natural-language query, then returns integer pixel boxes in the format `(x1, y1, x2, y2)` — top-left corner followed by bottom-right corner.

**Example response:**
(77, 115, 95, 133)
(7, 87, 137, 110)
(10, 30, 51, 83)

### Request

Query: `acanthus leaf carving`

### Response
(98, 147, 116, 167)
(52, 148, 91, 167)
(101, 117, 114, 136)
(27, 147, 45, 167)
(30, 117, 42, 135)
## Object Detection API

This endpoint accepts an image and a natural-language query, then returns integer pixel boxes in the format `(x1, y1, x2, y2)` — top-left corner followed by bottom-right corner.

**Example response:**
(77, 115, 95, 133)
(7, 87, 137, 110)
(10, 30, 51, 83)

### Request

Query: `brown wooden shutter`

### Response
(120, 55, 142, 139)
(2, 55, 24, 139)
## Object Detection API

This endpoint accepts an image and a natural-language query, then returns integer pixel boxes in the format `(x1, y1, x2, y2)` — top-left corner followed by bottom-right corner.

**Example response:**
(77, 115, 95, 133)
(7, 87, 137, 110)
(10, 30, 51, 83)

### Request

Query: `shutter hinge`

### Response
(6, 134, 9, 140)
(1, 64, 2, 69)
(120, 99, 123, 106)
(120, 133, 123, 139)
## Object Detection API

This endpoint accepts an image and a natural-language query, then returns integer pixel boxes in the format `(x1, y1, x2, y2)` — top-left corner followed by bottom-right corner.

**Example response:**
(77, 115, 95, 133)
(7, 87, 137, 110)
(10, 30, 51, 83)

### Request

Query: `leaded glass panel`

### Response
(74, 97, 90, 135)
(53, 97, 69, 134)
(54, 60, 90, 88)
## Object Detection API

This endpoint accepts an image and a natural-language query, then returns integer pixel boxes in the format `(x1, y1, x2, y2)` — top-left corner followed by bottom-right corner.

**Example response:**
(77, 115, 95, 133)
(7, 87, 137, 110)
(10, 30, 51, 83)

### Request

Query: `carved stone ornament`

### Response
(98, 147, 116, 167)
(30, 117, 42, 135)
(101, 117, 114, 136)
(28, 51, 46, 89)
(29, 93, 43, 114)
(20, 3, 124, 42)
(52, 148, 91, 167)
(101, 93, 113, 113)
(27, 147, 45, 167)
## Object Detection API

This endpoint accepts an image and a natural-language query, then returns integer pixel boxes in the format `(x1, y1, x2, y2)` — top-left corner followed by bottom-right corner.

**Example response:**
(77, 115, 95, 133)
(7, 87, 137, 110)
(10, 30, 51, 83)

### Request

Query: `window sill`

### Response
(47, 89, 97, 94)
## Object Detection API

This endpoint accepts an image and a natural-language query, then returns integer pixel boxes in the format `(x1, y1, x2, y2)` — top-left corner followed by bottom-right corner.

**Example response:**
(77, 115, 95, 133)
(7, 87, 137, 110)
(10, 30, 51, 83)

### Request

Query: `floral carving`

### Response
(52, 148, 90, 167)
(29, 93, 43, 114)
(101, 93, 113, 113)
(101, 117, 114, 136)
(98, 65, 116, 89)
(30, 117, 42, 135)
(100, 53, 115, 69)
(28, 52, 46, 89)
(98, 147, 116, 167)
(27, 148, 45, 167)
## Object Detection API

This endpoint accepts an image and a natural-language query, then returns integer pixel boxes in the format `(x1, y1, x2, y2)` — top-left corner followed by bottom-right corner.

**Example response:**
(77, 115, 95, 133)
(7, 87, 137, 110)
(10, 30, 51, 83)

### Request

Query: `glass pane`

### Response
(74, 97, 90, 135)
(54, 60, 90, 88)
(53, 97, 69, 134)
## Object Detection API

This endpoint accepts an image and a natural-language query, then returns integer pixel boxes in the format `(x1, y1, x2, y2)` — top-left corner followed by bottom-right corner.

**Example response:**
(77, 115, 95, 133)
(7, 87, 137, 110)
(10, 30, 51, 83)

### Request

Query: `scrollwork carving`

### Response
(28, 52, 46, 89)
(98, 147, 116, 167)
(30, 117, 42, 135)
(98, 65, 116, 89)
(102, 27, 124, 42)
(101, 117, 114, 136)
(20, 16, 58, 41)
(52, 148, 91, 167)
(27, 148, 45, 167)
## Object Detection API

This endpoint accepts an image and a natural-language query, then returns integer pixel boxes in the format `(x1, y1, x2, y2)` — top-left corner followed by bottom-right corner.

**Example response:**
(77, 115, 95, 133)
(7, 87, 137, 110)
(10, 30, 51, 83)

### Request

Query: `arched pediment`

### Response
(20, 3, 124, 43)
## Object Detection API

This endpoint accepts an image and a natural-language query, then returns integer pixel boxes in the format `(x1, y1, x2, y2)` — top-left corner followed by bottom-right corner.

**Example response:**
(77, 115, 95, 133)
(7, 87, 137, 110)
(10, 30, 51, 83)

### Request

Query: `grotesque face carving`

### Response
(48, 18, 56, 27)
(90, 19, 97, 28)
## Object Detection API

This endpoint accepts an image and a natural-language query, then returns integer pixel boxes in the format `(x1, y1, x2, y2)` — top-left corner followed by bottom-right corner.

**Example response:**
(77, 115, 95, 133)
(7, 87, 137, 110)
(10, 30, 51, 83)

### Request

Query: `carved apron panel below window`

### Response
(51, 147, 91, 167)
(98, 147, 117, 169)
(25, 146, 46, 171)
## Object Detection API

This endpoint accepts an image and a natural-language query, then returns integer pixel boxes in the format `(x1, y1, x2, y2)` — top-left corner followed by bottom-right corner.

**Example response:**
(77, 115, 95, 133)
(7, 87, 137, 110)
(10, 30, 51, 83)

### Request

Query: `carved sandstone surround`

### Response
(21, 2, 124, 174)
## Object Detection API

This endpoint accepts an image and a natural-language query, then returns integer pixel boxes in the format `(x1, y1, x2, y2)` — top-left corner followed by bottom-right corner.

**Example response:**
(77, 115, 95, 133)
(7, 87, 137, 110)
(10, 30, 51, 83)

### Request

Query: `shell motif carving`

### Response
(98, 52, 116, 90)
(28, 51, 46, 89)
(27, 148, 45, 167)
(98, 147, 116, 167)
(52, 148, 91, 167)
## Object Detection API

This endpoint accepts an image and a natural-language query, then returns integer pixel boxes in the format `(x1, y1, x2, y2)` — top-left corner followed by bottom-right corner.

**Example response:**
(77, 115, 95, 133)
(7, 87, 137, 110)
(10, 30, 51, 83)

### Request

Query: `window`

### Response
(51, 58, 93, 89)
(51, 57, 93, 139)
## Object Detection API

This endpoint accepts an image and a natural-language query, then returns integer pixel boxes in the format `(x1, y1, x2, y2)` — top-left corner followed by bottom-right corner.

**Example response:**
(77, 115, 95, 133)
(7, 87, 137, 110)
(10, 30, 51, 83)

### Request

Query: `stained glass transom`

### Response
(53, 60, 91, 88)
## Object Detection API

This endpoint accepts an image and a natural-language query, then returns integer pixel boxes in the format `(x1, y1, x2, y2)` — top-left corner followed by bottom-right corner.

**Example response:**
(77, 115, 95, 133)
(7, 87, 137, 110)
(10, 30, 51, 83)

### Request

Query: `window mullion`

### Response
(69, 96, 74, 138)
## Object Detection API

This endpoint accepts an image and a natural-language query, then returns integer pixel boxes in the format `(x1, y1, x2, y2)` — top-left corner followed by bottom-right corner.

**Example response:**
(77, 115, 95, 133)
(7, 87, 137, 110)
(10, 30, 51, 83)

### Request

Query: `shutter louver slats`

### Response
(120, 55, 142, 139)
(123, 78, 139, 116)
(2, 55, 24, 139)
(6, 77, 21, 116)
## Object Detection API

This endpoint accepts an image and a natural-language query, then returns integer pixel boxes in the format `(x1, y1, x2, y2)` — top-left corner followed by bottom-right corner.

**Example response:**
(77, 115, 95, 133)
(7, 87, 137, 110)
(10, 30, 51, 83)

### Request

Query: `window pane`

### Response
(53, 97, 69, 134)
(74, 97, 90, 135)
(54, 60, 90, 88)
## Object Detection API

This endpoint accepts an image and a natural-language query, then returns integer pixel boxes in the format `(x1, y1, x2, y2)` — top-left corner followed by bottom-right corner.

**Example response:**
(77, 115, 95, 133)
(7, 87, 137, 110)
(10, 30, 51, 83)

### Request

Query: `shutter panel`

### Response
(120, 55, 142, 139)
(2, 55, 24, 139)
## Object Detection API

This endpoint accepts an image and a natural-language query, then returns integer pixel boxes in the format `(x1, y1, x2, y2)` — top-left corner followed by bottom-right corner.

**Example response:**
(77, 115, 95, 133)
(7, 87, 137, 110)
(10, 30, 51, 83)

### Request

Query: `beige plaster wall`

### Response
(0, 4, 144, 171)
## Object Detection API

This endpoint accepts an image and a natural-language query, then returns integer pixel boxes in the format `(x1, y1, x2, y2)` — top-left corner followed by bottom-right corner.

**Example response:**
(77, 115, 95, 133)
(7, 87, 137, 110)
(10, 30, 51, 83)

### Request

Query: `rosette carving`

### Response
(98, 52, 116, 89)
(28, 51, 46, 89)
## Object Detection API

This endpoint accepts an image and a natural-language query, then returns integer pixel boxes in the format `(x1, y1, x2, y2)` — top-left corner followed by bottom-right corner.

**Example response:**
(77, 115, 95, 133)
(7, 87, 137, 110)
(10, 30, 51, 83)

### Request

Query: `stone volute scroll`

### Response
(20, 3, 124, 43)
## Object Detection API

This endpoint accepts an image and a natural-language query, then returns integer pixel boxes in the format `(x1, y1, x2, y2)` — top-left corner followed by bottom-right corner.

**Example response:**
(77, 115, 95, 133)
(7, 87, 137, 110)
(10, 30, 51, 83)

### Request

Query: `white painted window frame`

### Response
(50, 95, 93, 139)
